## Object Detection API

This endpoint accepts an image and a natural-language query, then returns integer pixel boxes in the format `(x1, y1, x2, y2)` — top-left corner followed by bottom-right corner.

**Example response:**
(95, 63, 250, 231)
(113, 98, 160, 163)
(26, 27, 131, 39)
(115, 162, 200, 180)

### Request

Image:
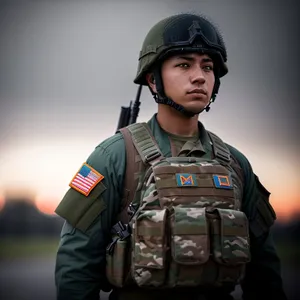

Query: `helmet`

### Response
(134, 13, 228, 116)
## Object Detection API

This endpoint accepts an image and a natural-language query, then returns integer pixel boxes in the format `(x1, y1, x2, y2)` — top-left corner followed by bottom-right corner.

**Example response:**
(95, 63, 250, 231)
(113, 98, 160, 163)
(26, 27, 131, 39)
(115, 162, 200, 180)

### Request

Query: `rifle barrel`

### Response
(129, 85, 142, 125)
(116, 102, 132, 133)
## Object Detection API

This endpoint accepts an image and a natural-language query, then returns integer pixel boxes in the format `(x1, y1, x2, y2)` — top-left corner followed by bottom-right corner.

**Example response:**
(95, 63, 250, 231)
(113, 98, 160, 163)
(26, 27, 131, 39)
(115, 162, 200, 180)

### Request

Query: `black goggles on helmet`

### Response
(162, 16, 227, 62)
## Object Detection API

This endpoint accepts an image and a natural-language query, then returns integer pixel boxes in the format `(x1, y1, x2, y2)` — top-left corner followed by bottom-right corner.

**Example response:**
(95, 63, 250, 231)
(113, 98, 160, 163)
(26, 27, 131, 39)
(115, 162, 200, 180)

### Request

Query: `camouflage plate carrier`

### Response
(106, 122, 250, 290)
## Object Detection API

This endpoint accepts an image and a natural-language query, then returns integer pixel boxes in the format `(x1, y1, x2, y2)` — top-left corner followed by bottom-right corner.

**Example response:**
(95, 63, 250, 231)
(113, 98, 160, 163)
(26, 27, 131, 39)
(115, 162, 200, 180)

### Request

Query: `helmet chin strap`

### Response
(153, 93, 197, 117)
(150, 68, 220, 118)
(203, 79, 220, 112)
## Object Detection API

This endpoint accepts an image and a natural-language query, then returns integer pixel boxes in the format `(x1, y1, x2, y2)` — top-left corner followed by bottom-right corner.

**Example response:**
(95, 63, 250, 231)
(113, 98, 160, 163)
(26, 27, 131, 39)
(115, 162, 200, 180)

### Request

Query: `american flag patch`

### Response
(69, 163, 104, 196)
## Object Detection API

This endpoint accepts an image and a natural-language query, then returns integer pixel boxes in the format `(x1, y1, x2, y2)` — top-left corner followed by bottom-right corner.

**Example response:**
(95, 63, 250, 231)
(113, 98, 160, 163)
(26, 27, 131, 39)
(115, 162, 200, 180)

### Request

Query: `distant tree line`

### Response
(0, 199, 64, 237)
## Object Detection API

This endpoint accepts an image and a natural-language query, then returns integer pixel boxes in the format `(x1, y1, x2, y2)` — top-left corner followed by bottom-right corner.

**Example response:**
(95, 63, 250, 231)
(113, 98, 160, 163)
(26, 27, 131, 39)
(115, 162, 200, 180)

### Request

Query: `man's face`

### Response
(150, 53, 215, 114)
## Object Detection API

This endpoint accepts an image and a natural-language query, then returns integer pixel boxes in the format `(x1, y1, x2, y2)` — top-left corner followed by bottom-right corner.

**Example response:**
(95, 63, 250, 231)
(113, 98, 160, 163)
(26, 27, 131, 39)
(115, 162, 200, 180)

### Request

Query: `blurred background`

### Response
(0, 0, 299, 299)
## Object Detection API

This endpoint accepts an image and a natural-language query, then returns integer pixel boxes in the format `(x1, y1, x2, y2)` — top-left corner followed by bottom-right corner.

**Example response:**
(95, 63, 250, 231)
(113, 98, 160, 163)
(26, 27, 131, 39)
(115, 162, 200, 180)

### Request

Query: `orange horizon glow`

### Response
(270, 194, 300, 222)
(34, 196, 58, 215)
(0, 195, 4, 212)
(0, 130, 298, 223)
(0, 190, 298, 223)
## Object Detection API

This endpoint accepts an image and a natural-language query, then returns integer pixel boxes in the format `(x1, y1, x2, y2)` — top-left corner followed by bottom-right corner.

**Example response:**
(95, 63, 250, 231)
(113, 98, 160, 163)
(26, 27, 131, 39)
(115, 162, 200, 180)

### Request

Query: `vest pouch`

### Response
(210, 208, 251, 285)
(132, 209, 167, 287)
(106, 238, 130, 287)
(168, 206, 210, 287)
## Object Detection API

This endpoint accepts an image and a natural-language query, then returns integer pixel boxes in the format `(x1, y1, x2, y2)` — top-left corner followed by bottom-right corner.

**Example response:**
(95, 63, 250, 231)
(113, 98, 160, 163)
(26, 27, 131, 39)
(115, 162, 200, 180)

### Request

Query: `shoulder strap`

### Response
(117, 123, 164, 223)
(207, 130, 244, 188)
(207, 131, 231, 165)
(126, 122, 164, 165)
(118, 127, 139, 223)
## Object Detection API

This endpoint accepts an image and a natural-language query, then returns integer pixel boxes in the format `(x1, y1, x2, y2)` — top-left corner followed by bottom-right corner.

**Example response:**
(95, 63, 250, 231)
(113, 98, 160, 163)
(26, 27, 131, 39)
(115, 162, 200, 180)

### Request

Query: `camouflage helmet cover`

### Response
(134, 13, 228, 86)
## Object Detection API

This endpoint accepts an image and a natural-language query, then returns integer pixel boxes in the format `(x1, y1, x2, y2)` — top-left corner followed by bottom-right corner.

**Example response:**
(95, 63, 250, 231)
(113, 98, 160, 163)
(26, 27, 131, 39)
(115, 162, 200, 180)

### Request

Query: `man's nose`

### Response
(190, 67, 206, 84)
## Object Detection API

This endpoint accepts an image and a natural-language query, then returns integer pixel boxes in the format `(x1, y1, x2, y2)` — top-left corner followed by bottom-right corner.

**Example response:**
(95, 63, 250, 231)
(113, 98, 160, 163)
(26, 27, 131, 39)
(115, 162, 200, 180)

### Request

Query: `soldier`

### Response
(54, 13, 287, 300)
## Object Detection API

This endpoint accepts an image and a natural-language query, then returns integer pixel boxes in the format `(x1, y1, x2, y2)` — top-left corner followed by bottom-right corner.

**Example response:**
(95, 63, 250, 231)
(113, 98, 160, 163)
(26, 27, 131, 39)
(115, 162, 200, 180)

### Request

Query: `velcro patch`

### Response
(69, 162, 104, 196)
(176, 173, 197, 187)
(213, 174, 232, 189)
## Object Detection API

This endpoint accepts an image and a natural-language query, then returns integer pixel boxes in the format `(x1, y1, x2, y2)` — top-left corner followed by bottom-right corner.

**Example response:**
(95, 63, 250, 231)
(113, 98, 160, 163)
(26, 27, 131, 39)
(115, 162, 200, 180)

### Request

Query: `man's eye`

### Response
(203, 65, 213, 71)
(176, 63, 189, 68)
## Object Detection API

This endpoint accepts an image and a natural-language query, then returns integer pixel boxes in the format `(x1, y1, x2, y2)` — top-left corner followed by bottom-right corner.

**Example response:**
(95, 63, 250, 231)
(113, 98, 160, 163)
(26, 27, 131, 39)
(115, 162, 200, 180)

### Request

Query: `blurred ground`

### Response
(1, 198, 299, 299)
(0, 256, 110, 300)
(0, 239, 299, 300)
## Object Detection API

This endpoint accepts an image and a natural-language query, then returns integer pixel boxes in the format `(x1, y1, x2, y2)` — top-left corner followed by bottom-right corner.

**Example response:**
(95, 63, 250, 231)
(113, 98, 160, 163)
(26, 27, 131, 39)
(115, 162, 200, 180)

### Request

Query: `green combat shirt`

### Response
(54, 114, 287, 300)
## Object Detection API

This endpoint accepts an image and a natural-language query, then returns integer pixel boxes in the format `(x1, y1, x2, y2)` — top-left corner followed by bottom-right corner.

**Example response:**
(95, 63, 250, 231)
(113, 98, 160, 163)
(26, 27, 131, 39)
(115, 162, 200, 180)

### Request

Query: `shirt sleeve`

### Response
(228, 145, 288, 300)
(54, 134, 126, 300)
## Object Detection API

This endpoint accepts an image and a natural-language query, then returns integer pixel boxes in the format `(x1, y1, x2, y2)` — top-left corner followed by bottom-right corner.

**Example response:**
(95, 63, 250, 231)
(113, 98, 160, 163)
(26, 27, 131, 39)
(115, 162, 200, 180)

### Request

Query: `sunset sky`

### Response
(0, 0, 299, 221)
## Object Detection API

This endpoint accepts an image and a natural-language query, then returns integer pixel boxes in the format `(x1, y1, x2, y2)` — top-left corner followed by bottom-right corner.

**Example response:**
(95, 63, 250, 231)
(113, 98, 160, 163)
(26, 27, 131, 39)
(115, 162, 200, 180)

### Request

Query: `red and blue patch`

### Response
(176, 173, 197, 187)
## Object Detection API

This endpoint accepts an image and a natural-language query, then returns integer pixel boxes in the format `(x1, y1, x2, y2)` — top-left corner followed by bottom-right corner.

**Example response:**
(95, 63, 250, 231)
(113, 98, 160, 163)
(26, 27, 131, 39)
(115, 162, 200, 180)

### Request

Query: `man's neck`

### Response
(156, 106, 199, 137)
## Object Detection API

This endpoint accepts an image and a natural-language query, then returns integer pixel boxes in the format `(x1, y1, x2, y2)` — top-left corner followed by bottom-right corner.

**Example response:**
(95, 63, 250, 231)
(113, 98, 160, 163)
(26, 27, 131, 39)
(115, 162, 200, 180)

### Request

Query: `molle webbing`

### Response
(119, 123, 242, 221)
(207, 131, 231, 165)
(126, 123, 164, 165)
(207, 131, 244, 201)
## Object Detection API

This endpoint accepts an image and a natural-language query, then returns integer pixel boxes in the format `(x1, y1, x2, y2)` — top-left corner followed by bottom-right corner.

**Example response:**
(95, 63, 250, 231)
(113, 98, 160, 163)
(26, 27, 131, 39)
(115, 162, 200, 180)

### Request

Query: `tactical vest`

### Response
(106, 122, 250, 290)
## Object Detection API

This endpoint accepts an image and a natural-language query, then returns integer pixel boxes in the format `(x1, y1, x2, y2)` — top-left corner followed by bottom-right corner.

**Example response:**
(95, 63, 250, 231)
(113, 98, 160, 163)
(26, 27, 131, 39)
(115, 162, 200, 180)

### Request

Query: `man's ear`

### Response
(146, 73, 157, 93)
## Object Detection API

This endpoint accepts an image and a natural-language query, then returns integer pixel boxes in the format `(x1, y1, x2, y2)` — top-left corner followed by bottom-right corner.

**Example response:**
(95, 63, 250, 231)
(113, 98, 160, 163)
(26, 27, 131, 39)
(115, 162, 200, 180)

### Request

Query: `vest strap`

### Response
(127, 122, 164, 165)
(207, 131, 231, 165)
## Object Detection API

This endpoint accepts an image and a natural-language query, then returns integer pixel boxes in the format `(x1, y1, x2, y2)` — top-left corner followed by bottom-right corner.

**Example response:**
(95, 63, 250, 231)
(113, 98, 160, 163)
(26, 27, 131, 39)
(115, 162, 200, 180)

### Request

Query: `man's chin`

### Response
(184, 105, 207, 115)
(167, 101, 208, 117)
